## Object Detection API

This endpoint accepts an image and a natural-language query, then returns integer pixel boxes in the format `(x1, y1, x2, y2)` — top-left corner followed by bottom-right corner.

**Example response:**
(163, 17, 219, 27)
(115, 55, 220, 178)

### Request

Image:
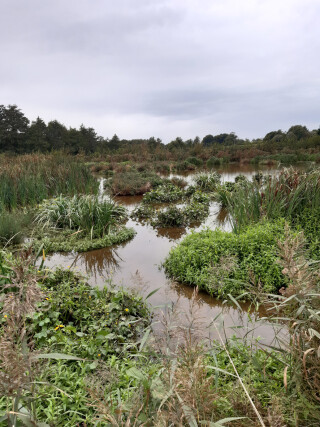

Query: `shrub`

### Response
(152, 206, 185, 227)
(110, 171, 163, 195)
(206, 156, 221, 168)
(193, 172, 221, 192)
(143, 183, 185, 203)
(186, 157, 204, 167)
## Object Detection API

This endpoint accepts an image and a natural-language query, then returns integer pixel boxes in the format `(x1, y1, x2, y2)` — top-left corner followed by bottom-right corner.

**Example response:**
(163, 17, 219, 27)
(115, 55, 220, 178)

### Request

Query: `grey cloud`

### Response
(0, 0, 320, 140)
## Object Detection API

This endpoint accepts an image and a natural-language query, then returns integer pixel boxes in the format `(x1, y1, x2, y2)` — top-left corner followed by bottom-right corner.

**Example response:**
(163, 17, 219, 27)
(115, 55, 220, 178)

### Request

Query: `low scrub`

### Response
(143, 183, 185, 203)
(109, 170, 163, 195)
(164, 220, 291, 297)
(193, 172, 221, 192)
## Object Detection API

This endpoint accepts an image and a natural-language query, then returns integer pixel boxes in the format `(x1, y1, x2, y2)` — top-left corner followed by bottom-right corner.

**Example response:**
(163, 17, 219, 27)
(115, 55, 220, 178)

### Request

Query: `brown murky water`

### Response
(43, 164, 288, 345)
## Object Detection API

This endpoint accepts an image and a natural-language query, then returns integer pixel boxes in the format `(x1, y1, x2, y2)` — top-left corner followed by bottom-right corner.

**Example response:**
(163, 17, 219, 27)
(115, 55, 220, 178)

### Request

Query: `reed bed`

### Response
(226, 167, 320, 233)
(0, 154, 98, 211)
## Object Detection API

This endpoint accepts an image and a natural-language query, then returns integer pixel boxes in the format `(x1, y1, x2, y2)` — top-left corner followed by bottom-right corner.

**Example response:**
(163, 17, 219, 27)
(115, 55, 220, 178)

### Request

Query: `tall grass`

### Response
(226, 167, 320, 233)
(0, 211, 33, 246)
(35, 194, 128, 238)
(0, 154, 98, 211)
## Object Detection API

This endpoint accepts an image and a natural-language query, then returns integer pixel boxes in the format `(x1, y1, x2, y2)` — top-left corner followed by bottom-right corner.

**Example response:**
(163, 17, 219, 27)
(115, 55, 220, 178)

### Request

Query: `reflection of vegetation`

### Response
(73, 247, 123, 278)
(156, 226, 187, 241)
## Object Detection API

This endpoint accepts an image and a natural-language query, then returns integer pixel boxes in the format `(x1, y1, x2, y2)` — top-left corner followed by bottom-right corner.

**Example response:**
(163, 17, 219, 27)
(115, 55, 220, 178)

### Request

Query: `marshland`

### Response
(1, 108, 320, 425)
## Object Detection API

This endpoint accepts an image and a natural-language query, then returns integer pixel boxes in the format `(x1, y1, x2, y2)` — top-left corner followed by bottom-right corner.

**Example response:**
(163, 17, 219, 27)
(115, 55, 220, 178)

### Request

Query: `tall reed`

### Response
(0, 154, 98, 211)
(226, 167, 320, 233)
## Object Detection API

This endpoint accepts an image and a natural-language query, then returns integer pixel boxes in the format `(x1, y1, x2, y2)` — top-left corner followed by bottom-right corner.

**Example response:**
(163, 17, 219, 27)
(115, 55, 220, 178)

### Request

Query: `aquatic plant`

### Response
(193, 172, 221, 192)
(143, 183, 185, 203)
(164, 220, 290, 297)
(35, 194, 128, 238)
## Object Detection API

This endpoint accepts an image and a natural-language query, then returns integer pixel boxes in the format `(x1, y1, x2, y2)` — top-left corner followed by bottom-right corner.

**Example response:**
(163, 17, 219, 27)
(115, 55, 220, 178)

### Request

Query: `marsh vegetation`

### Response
(0, 150, 320, 425)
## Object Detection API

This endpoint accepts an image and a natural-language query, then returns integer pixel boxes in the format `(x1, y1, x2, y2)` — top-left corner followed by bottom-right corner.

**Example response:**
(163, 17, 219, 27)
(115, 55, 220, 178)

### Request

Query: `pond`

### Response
(43, 164, 288, 345)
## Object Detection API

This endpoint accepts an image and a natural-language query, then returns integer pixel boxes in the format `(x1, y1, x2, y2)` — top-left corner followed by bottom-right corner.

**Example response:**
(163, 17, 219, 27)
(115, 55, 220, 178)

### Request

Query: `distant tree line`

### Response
(0, 104, 319, 154)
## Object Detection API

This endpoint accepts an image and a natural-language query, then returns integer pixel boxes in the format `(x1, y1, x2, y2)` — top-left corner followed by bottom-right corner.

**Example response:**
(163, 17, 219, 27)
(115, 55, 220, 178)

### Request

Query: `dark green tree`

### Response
(0, 104, 29, 152)
(202, 134, 214, 146)
(26, 117, 48, 152)
(46, 120, 68, 151)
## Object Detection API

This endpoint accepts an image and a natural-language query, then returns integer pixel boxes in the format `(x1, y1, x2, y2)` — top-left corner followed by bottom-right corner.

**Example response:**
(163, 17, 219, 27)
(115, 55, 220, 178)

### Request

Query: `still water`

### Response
(43, 164, 287, 345)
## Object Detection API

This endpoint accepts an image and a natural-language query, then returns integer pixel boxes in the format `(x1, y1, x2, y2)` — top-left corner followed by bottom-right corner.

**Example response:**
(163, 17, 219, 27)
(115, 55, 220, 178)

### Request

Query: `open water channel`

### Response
(43, 164, 288, 346)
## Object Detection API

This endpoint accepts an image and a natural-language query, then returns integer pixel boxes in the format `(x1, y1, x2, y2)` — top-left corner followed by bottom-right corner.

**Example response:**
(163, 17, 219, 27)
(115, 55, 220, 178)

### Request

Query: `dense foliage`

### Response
(164, 220, 290, 297)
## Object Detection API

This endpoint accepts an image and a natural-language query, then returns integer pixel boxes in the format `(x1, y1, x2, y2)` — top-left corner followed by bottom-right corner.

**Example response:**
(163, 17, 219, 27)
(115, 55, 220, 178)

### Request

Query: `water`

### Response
(43, 164, 287, 345)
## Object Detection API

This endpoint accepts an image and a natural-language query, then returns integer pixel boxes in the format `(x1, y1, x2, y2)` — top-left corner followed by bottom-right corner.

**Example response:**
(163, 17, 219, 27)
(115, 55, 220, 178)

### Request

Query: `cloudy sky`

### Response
(1, 0, 319, 141)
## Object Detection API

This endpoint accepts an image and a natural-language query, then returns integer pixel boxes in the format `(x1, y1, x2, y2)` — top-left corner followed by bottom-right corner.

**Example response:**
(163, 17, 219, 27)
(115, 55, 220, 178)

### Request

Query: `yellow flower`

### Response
(4, 315, 7, 318)
(125, 308, 129, 312)
(98, 354, 101, 357)
(59, 324, 64, 328)
(38, 270, 41, 273)
(55, 326, 59, 330)
(45, 298, 49, 300)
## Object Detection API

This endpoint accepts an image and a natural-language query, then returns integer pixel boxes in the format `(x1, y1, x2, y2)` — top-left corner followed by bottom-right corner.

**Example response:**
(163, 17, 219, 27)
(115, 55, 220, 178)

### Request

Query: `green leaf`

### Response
(139, 328, 151, 351)
(206, 366, 237, 377)
(90, 361, 98, 370)
(146, 287, 160, 299)
(32, 353, 83, 361)
(126, 367, 147, 381)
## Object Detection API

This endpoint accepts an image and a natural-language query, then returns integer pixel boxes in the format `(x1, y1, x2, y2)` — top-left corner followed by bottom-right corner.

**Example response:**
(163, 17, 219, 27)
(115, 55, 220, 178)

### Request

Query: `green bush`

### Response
(186, 157, 204, 167)
(193, 172, 221, 192)
(206, 156, 221, 168)
(164, 220, 290, 297)
(152, 206, 185, 227)
(143, 183, 185, 203)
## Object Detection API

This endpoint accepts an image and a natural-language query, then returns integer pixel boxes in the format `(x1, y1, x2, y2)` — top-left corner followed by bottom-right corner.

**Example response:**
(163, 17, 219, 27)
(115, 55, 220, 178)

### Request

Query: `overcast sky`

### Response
(1, 0, 319, 142)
